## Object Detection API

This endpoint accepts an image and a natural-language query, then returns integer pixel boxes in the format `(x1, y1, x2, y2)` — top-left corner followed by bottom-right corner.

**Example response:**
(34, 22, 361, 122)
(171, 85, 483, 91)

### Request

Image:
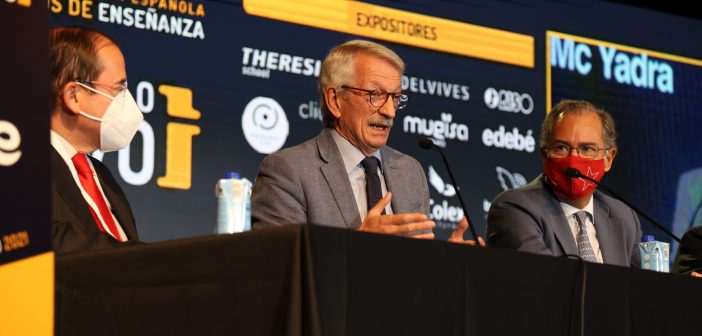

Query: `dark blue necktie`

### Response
(361, 156, 385, 215)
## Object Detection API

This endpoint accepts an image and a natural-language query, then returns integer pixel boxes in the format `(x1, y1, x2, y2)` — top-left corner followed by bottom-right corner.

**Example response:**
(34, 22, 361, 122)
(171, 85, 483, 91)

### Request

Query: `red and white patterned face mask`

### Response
(544, 156, 604, 200)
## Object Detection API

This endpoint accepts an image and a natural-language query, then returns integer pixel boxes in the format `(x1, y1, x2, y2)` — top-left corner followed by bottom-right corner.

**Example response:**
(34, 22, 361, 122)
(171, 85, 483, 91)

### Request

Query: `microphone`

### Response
(419, 137, 481, 243)
(565, 167, 681, 243)
(418, 138, 435, 150)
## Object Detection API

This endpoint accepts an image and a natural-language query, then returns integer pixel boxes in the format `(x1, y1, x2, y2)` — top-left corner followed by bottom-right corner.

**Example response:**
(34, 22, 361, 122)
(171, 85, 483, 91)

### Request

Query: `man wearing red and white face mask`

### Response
(487, 100, 642, 267)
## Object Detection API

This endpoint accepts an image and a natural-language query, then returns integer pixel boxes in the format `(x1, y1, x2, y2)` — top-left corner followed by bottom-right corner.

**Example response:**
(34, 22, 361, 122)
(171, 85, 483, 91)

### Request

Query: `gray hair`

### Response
(540, 99, 617, 150)
(318, 40, 405, 127)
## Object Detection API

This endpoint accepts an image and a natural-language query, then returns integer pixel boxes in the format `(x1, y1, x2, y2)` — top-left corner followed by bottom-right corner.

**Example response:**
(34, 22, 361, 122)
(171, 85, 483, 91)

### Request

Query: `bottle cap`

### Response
(224, 172, 240, 179)
(642, 235, 655, 242)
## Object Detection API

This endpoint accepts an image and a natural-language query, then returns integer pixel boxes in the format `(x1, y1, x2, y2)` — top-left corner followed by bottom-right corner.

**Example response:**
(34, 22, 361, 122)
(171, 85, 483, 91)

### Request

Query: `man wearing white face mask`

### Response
(50, 26, 143, 254)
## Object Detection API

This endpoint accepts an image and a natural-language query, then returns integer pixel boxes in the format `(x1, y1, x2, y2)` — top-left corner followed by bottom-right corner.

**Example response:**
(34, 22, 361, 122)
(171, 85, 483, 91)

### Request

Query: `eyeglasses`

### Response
(76, 80, 128, 97)
(547, 143, 609, 159)
(341, 85, 408, 110)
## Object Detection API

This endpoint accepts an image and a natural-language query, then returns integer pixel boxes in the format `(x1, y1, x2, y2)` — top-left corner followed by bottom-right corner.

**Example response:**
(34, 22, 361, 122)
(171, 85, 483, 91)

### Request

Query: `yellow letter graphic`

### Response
(156, 85, 201, 190)
(158, 85, 201, 119)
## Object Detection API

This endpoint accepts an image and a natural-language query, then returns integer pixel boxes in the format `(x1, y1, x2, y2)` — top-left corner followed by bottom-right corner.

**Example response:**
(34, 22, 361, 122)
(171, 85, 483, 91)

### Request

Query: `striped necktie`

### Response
(71, 153, 125, 242)
(574, 211, 597, 262)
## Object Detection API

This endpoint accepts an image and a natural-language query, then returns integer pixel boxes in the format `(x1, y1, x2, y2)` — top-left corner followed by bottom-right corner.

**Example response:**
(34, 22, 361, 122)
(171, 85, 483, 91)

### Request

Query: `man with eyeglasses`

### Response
(252, 40, 478, 243)
(50, 27, 143, 254)
(486, 100, 642, 266)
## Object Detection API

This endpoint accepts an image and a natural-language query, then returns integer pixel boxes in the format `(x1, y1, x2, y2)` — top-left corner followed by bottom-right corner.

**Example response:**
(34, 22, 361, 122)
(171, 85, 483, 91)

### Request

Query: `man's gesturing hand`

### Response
(359, 192, 435, 239)
(448, 216, 485, 246)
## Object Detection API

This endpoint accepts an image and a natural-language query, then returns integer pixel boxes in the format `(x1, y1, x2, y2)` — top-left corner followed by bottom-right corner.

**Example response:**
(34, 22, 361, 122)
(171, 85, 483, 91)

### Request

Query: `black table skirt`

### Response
(57, 225, 702, 336)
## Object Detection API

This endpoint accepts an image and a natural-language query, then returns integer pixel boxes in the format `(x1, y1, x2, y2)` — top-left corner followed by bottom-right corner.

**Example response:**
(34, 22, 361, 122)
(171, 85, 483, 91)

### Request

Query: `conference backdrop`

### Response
(49, 0, 702, 254)
(2, 1, 53, 335)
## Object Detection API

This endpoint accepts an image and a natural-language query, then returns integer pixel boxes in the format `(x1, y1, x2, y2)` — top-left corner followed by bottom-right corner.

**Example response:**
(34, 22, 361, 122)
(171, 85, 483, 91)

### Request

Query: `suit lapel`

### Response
(539, 176, 580, 257)
(317, 129, 362, 229)
(381, 147, 407, 213)
(593, 194, 622, 264)
(51, 148, 98, 233)
(91, 157, 138, 240)
(547, 196, 580, 257)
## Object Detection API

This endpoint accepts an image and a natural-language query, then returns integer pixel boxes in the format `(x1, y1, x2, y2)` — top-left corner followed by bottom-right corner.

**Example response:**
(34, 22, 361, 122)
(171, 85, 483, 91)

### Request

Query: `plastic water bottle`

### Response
(215, 172, 252, 234)
(638, 235, 670, 272)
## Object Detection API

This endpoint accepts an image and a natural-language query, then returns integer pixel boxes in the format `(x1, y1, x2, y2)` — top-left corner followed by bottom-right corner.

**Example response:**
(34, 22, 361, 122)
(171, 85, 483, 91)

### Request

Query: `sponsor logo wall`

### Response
(482, 166, 527, 215)
(49, 1, 701, 243)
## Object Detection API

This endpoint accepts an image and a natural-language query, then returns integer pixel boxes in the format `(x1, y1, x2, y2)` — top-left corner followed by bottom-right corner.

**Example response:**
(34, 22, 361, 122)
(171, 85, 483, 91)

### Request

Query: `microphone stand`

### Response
(566, 168, 681, 243)
(420, 138, 481, 243)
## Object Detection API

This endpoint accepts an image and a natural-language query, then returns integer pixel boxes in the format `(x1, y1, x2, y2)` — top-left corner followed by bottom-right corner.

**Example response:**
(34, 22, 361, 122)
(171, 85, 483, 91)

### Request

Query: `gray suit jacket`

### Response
(486, 174, 642, 267)
(251, 128, 430, 229)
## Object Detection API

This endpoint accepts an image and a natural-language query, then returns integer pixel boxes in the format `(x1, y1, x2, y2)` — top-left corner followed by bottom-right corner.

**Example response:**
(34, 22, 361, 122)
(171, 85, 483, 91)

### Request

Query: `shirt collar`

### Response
(559, 195, 595, 219)
(50, 130, 78, 162)
(330, 128, 382, 174)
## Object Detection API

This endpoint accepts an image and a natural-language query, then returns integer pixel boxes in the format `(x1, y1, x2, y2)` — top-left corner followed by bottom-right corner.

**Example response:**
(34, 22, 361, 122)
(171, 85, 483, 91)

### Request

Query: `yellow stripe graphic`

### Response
(244, 0, 534, 68)
(0, 252, 54, 336)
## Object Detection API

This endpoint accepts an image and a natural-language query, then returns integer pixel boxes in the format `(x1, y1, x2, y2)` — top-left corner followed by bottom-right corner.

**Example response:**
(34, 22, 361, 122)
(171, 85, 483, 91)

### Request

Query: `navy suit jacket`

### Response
(487, 175, 642, 267)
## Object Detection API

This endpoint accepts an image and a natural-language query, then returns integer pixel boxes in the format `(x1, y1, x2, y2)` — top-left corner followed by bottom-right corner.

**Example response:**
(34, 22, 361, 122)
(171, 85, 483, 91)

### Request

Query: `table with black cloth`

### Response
(56, 225, 702, 336)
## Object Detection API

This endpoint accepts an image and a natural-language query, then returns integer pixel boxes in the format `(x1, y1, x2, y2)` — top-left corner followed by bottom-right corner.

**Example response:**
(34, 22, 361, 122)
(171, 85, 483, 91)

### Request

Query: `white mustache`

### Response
(367, 118, 393, 127)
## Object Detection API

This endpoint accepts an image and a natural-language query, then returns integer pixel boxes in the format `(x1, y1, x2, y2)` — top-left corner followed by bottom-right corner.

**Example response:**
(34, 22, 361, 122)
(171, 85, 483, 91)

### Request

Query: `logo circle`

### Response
(483, 88, 533, 114)
(242, 97, 289, 154)
(484, 87, 499, 109)
(252, 104, 279, 130)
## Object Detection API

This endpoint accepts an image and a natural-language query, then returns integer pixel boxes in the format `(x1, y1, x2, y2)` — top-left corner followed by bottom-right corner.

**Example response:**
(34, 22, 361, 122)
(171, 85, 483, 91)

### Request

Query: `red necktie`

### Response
(71, 153, 125, 242)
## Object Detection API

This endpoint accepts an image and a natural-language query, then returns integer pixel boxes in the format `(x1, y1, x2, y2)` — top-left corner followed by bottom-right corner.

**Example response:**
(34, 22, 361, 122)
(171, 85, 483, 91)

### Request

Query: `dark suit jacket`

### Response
(487, 174, 642, 267)
(251, 128, 430, 229)
(52, 147, 139, 255)
(672, 226, 702, 274)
